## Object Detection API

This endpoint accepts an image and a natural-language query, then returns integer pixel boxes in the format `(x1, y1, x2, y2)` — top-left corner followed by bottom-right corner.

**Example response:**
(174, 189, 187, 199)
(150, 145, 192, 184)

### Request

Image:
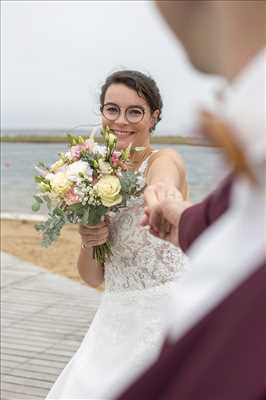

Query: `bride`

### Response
(47, 70, 189, 399)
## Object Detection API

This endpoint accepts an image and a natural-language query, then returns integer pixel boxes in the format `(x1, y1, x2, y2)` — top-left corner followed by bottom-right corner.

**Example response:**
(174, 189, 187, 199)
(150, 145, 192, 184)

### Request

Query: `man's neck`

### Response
(225, 41, 265, 82)
(221, 4, 266, 81)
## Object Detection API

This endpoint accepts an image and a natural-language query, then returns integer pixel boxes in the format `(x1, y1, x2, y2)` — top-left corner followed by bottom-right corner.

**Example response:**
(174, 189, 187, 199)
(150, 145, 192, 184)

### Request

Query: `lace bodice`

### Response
(104, 157, 187, 292)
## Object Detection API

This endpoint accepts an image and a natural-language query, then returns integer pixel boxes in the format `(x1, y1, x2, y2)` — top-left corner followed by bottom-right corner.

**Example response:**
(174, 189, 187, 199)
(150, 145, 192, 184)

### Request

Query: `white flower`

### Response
(98, 159, 113, 174)
(66, 161, 91, 180)
(94, 175, 122, 207)
(50, 172, 72, 195)
(65, 151, 72, 161)
(94, 144, 106, 156)
(45, 173, 55, 181)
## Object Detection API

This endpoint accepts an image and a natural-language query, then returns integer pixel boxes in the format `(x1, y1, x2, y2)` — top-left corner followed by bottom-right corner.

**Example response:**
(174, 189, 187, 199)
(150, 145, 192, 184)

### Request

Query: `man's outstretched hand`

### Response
(140, 183, 192, 247)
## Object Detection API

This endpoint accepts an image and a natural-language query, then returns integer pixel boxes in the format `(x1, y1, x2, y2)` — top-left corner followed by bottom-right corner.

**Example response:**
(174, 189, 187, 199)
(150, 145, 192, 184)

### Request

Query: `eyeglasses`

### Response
(100, 103, 146, 124)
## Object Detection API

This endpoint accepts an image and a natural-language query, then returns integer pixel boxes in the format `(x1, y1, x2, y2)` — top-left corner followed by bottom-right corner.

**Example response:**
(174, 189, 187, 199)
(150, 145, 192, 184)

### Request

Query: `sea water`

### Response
(1, 142, 227, 215)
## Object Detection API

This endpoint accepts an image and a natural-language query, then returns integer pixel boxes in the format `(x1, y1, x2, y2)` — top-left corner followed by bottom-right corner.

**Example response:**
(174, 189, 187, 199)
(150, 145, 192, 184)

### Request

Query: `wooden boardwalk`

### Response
(1, 251, 102, 400)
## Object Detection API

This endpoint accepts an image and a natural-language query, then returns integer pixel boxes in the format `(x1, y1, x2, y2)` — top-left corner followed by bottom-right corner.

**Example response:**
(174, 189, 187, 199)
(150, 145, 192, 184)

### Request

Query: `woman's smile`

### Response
(113, 129, 135, 138)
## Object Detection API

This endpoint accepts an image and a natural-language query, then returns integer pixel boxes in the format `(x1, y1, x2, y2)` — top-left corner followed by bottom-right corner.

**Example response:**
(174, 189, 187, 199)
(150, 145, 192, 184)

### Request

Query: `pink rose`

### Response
(83, 139, 95, 152)
(70, 145, 83, 160)
(111, 151, 121, 166)
(65, 187, 81, 205)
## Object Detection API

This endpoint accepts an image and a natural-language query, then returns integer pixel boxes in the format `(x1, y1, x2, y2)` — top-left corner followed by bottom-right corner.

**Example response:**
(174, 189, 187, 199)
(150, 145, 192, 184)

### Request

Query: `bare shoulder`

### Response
(148, 147, 186, 172)
(145, 147, 189, 198)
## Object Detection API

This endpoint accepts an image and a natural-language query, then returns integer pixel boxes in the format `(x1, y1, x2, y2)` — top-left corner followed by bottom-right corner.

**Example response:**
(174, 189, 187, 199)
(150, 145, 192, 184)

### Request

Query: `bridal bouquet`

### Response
(32, 127, 143, 263)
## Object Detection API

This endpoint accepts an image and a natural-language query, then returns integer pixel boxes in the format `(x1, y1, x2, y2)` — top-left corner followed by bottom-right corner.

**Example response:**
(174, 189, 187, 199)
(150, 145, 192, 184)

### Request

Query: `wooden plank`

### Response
(27, 357, 67, 369)
(4, 326, 67, 340)
(2, 354, 28, 363)
(1, 382, 48, 397)
(2, 374, 52, 390)
(1, 252, 101, 397)
(15, 362, 63, 376)
(1, 390, 43, 400)
(7, 322, 77, 335)
(1, 334, 59, 346)
(1, 360, 21, 370)
(3, 348, 72, 363)
(17, 317, 89, 330)
(27, 313, 93, 325)
(3, 341, 52, 353)
(5, 368, 56, 383)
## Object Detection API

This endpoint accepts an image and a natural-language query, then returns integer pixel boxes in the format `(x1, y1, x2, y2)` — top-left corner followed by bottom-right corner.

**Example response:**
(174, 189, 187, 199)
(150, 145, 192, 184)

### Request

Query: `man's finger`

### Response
(149, 226, 160, 237)
(149, 206, 163, 234)
(140, 213, 149, 227)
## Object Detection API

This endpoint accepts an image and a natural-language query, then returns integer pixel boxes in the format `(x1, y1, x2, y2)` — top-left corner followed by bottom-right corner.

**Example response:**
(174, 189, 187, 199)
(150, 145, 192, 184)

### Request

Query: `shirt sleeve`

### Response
(179, 174, 234, 252)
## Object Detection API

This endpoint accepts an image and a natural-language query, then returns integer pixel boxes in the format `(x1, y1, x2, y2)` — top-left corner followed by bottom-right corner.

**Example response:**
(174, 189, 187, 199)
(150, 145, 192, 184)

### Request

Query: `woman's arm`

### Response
(142, 151, 233, 249)
(142, 148, 192, 242)
(77, 222, 108, 288)
(145, 148, 188, 199)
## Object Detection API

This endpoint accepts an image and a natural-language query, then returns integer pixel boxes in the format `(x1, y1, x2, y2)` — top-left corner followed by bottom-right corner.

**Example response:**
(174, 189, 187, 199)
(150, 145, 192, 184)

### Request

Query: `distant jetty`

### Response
(1, 134, 214, 147)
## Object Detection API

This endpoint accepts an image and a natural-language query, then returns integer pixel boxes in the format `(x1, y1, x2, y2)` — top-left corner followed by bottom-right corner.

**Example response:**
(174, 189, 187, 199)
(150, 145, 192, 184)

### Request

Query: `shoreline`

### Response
(1, 212, 46, 222)
(1, 134, 214, 147)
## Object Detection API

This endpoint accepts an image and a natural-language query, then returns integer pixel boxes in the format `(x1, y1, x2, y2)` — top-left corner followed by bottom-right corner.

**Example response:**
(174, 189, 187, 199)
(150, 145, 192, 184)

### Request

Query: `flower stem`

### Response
(93, 241, 112, 264)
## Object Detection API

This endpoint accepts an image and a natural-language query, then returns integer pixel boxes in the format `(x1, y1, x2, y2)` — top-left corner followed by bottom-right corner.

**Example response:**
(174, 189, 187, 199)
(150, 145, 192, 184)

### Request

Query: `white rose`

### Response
(94, 175, 122, 207)
(66, 161, 91, 180)
(94, 144, 106, 156)
(51, 172, 72, 196)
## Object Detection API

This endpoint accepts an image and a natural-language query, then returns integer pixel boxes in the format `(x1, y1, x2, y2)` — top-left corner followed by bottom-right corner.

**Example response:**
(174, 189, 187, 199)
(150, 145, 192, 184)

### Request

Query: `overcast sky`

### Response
(1, 0, 223, 135)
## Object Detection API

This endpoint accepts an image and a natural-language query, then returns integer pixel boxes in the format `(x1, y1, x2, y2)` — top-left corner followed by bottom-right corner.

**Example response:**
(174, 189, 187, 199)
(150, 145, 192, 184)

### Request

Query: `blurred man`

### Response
(117, 1, 265, 399)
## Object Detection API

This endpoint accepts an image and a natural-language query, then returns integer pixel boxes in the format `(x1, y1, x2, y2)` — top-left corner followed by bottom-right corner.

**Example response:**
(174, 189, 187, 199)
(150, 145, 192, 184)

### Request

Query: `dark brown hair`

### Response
(100, 70, 163, 131)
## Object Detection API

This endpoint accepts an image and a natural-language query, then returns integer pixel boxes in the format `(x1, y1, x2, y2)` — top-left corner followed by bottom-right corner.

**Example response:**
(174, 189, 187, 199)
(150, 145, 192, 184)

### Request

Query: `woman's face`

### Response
(101, 83, 159, 150)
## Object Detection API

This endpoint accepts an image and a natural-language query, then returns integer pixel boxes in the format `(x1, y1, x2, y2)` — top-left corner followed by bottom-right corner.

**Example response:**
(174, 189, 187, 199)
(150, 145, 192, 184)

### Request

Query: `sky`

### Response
(1, 0, 223, 135)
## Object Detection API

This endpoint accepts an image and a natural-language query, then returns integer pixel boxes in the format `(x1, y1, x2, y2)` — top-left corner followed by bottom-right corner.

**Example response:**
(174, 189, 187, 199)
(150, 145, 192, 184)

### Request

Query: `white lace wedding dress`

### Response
(47, 158, 187, 400)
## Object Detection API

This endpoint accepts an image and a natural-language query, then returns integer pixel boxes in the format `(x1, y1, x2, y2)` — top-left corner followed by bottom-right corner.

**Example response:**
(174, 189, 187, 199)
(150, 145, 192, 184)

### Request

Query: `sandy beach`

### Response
(1, 218, 84, 283)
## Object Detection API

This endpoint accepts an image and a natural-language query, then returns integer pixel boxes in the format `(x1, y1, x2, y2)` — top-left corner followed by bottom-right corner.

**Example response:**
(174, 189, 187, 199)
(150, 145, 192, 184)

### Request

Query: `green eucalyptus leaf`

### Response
(81, 209, 90, 225)
(33, 195, 43, 204)
(32, 202, 41, 212)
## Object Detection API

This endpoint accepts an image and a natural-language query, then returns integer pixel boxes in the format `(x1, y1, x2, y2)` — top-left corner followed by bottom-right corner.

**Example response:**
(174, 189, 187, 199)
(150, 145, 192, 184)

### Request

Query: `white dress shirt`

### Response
(168, 49, 266, 342)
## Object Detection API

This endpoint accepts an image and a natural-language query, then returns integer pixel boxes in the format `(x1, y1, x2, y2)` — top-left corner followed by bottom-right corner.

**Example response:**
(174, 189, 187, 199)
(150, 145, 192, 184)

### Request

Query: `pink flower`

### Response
(111, 151, 121, 166)
(65, 187, 81, 205)
(83, 139, 95, 152)
(70, 145, 83, 160)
